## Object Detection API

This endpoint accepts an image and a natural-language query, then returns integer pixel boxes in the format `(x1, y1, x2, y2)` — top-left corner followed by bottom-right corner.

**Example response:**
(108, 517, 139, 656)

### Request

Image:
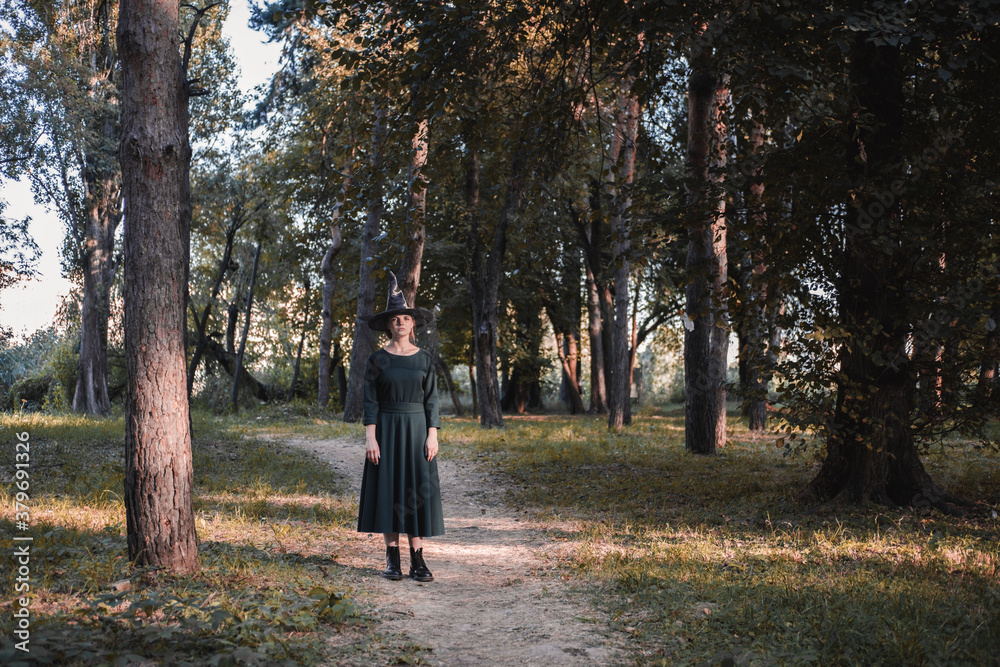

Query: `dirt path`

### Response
(286, 435, 627, 666)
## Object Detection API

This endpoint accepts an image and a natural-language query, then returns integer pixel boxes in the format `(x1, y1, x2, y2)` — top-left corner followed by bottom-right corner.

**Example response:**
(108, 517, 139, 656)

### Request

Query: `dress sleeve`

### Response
(423, 352, 441, 429)
(362, 353, 379, 426)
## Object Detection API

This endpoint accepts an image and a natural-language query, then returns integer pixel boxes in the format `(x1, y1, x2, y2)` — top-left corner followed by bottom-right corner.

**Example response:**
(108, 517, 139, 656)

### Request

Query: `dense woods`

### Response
(3, 0, 1000, 573)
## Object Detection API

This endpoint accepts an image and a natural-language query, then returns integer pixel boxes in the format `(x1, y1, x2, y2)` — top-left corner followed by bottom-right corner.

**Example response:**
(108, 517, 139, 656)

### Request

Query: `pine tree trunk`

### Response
(684, 47, 729, 455)
(343, 103, 388, 422)
(118, 0, 198, 574)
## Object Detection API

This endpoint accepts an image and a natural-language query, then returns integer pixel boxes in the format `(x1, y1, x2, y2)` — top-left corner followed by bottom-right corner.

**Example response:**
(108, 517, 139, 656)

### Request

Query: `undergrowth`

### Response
(446, 408, 1000, 667)
(1, 408, 363, 665)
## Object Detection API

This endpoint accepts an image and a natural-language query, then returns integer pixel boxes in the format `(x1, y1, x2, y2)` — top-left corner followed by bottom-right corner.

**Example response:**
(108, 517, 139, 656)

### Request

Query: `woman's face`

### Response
(389, 314, 415, 339)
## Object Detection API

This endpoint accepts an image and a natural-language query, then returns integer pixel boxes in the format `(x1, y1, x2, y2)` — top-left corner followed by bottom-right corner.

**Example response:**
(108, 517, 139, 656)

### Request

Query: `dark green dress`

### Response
(357, 348, 445, 537)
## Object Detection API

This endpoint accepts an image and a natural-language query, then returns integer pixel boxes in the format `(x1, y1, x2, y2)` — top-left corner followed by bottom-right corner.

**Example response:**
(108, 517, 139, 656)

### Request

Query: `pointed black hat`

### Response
(367, 271, 435, 332)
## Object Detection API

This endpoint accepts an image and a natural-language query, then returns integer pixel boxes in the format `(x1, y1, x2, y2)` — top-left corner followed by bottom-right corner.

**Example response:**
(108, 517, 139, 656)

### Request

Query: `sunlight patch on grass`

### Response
(448, 411, 1000, 666)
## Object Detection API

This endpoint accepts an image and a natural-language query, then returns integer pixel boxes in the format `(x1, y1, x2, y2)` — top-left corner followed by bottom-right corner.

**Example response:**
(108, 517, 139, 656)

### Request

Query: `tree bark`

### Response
(607, 86, 640, 432)
(468, 351, 478, 416)
(343, 102, 388, 422)
(318, 224, 343, 407)
(569, 199, 607, 413)
(225, 301, 238, 353)
(118, 0, 198, 574)
(803, 20, 960, 513)
(684, 46, 729, 455)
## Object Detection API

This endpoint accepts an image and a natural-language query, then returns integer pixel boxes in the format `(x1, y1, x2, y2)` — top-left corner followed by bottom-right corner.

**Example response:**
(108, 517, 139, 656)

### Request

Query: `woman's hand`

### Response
(365, 424, 380, 465)
(425, 427, 439, 462)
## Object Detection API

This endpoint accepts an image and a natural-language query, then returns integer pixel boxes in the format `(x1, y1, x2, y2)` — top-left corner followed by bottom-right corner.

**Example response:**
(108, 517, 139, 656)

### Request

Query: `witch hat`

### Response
(367, 271, 435, 332)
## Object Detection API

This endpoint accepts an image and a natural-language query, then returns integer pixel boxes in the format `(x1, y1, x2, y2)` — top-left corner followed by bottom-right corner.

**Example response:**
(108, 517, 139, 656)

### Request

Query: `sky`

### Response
(0, 1, 282, 339)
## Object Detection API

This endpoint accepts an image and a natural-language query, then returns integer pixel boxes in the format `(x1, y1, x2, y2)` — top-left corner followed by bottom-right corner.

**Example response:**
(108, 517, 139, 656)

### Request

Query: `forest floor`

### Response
(284, 433, 627, 666)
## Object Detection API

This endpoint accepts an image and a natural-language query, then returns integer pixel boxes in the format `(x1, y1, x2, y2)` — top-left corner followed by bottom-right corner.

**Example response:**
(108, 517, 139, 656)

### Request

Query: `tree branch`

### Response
(181, 3, 223, 77)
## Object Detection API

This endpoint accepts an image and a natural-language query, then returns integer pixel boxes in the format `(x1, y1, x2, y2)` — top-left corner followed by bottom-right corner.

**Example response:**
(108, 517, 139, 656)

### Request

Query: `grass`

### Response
(445, 406, 1000, 667)
(0, 407, 366, 665)
(3, 403, 999, 665)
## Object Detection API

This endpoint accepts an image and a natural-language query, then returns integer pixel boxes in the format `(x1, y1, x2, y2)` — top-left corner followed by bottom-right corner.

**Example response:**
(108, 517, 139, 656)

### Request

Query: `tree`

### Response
(3, 0, 122, 415)
(684, 29, 730, 455)
(118, 0, 204, 573)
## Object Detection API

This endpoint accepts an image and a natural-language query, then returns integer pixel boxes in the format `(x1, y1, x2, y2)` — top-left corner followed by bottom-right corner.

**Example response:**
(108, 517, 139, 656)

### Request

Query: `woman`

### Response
(357, 272, 444, 582)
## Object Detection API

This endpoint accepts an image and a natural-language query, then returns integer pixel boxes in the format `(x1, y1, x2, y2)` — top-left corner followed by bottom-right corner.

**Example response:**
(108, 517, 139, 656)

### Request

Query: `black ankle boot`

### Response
(381, 546, 402, 580)
(409, 547, 434, 582)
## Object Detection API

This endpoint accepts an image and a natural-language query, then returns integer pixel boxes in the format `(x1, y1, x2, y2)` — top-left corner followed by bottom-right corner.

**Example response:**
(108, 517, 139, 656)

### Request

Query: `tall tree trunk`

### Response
(398, 117, 428, 306)
(343, 103, 388, 422)
(584, 262, 607, 413)
(232, 239, 262, 411)
(73, 1, 120, 416)
(569, 199, 608, 413)
(288, 276, 311, 401)
(318, 224, 343, 407)
(803, 18, 961, 513)
(468, 142, 522, 427)
(684, 46, 729, 455)
(607, 87, 640, 431)
(118, 0, 198, 574)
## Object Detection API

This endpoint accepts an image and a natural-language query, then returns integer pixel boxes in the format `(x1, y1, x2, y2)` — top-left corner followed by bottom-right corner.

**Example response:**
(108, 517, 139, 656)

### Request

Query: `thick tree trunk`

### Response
(318, 225, 343, 407)
(118, 0, 198, 574)
(344, 103, 388, 422)
(73, 119, 119, 415)
(803, 23, 961, 513)
(684, 47, 729, 455)
(232, 239, 262, 410)
(398, 117, 428, 307)
(607, 88, 640, 431)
